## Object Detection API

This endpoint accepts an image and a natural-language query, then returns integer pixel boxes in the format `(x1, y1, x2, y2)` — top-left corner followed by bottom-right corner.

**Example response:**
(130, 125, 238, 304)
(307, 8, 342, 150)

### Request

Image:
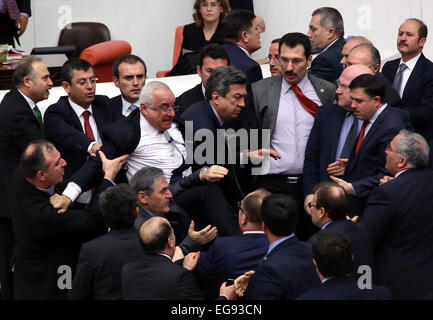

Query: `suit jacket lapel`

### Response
(329, 107, 347, 160)
(62, 96, 85, 131)
(268, 76, 283, 136)
(402, 53, 425, 100)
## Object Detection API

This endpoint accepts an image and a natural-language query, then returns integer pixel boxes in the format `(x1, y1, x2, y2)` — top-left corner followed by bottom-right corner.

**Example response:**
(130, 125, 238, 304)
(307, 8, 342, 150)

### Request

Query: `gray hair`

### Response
(129, 166, 165, 196)
(395, 129, 430, 169)
(205, 65, 247, 101)
(312, 7, 344, 38)
(138, 81, 172, 106)
(13, 56, 43, 87)
(349, 43, 381, 68)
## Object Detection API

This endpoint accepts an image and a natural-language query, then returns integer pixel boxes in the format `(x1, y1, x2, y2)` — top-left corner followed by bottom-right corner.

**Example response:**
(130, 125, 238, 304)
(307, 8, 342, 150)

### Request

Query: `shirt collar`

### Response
(140, 113, 163, 137)
(399, 52, 422, 70)
(201, 83, 206, 98)
(157, 253, 172, 261)
(368, 103, 387, 124)
(17, 89, 36, 110)
(243, 231, 265, 235)
(68, 97, 93, 117)
(237, 45, 250, 57)
(394, 168, 409, 179)
(37, 186, 55, 195)
(282, 73, 309, 94)
(121, 96, 139, 116)
(209, 102, 224, 126)
(320, 38, 339, 54)
(267, 233, 295, 254)
(321, 220, 333, 230)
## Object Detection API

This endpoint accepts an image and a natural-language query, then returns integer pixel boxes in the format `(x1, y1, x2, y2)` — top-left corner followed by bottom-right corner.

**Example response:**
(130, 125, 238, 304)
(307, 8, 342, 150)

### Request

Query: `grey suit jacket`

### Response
(251, 74, 336, 137)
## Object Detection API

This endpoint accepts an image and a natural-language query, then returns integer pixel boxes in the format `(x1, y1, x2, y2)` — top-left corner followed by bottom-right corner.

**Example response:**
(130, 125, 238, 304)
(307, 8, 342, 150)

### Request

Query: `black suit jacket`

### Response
(382, 53, 433, 141)
(309, 37, 345, 83)
(0, 88, 42, 218)
(361, 168, 433, 299)
(0, 0, 31, 45)
(245, 236, 320, 299)
(297, 276, 392, 300)
(109, 95, 124, 120)
(43, 95, 116, 181)
(223, 42, 263, 84)
(121, 253, 203, 300)
(10, 171, 109, 300)
(344, 106, 406, 216)
(176, 83, 205, 115)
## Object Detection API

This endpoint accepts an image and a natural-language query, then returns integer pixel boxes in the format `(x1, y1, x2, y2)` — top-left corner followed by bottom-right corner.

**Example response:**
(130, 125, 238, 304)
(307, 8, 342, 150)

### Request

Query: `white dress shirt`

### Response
(397, 52, 421, 97)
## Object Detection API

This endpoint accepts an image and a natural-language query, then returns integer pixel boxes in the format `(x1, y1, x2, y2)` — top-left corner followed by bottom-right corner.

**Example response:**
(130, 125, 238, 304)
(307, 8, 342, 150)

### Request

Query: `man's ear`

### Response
(62, 81, 71, 94)
(137, 191, 149, 206)
(113, 76, 119, 88)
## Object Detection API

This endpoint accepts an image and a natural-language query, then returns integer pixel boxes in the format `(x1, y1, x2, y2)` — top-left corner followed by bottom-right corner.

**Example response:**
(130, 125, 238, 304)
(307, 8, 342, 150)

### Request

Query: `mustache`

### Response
(284, 71, 297, 76)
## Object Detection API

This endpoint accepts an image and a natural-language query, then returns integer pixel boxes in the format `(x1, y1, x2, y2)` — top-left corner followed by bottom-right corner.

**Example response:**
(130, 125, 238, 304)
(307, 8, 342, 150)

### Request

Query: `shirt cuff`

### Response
(87, 141, 97, 154)
(62, 182, 82, 202)
(199, 166, 209, 181)
(20, 13, 29, 18)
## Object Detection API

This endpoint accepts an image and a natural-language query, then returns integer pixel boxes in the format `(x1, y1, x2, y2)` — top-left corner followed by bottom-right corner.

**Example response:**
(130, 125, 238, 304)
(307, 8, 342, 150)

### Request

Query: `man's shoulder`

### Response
(93, 95, 112, 108)
(308, 73, 336, 90)
(46, 95, 70, 112)
(252, 75, 282, 90)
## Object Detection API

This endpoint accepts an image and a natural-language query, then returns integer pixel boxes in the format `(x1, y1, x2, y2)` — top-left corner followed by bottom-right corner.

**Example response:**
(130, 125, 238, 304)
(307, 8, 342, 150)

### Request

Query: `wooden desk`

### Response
(0, 54, 67, 90)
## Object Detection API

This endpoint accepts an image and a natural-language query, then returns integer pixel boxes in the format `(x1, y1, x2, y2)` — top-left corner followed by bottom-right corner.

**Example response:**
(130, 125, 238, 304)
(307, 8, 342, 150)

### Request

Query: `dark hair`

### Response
(312, 7, 344, 38)
(112, 54, 147, 78)
(129, 166, 165, 196)
(205, 65, 246, 100)
(261, 194, 297, 236)
(313, 182, 349, 220)
(21, 140, 55, 179)
(139, 218, 173, 254)
(312, 230, 352, 277)
(279, 32, 312, 59)
(199, 43, 230, 68)
(349, 74, 386, 101)
(99, 184, 137, 230)
(243, 188, 272, 225)
(271, 38, 281, 44)
(222, 9, 256, 43)
(12, 56, 43, 87)
(404, 18, 428, 39)
(193, 0, 231, 28)
(61, 58, 94, 84)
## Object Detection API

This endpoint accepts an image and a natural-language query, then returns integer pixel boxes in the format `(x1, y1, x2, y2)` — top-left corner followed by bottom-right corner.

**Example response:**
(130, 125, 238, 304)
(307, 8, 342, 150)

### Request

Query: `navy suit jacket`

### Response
(43, 95, 116, 180)
(297, 276, 392, 300)
(309, 37, 345, 83)
(223, 42, 263, 84)
(245, 236, 320, 299)
(109, 95, 124, 120)
(324, 219, 373, 273)
(195, 232, 268, 295)
(176, 83, 205, 115)
(361, 168, 433, 299)
(382, 53, 433, 141)
(343, 106, 406, 216)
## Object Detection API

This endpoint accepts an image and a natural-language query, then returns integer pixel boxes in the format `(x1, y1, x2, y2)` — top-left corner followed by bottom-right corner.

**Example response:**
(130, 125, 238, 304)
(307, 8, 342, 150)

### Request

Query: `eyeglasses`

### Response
(279, 57, 305, 66)
(267, 54, 279, 63)
(307, 201, 321, 209)
(237, 201, 245, 213)
(75, 77, 98, 87)
(200, 2, 220, 8)
(147, 104, 179, 113)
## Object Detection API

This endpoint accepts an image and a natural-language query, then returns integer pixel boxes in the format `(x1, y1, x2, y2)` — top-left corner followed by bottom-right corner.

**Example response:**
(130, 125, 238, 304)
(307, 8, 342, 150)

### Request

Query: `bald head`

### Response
(340, 36, 372, 68)
(347, 43, 381, 73)
(139, 217, 174, 255)
(313, 182, 349, 221)
(336, 64, 374, 110)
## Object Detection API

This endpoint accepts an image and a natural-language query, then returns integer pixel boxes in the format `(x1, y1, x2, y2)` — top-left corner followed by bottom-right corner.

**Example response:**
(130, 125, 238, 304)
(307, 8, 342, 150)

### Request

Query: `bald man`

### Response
(303, 64, 374, 206)
(340, 36, 371, 69)
(347, 43, 402, 107)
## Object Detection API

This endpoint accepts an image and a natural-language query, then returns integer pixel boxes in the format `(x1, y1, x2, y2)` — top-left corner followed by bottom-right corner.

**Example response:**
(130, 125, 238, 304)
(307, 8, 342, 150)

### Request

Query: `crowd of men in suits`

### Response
(1, 6, 433, 300)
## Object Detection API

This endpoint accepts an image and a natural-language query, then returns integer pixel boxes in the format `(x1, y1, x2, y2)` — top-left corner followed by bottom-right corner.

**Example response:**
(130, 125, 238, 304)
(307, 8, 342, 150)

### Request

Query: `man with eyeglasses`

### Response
(306, 181, 372, 274)
(346, 43, 402, 107)
(268, 38, 282, 77)
(44, 58, 116, 207)
(250, 32, 336, 241)
(361, 130, 433, 299)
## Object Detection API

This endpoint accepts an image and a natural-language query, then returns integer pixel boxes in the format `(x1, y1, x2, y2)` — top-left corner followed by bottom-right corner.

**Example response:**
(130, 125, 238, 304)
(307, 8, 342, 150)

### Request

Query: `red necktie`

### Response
(355, 120, 369, 154)
(291, 84, 319, 117)
(5, 0, 20, 20)
(82, 111, 95, 140)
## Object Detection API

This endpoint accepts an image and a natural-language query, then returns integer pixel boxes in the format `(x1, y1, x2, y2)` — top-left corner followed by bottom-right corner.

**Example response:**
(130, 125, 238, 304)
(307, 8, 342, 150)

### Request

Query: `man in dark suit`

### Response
(0, 0, 30, 46)
(346, 43, 402, 106)
(44, 58, 116, 206)
(303, 64, 375, 205)
(382, 18, 433, 142)
(330, 74, 406, 216)
(222, 9, 263, 84)
(110, 54, 147, 119)
(69, 184, 143, 300)
(129, 166, 218, 255)
(297, 230, 391, 300)
(340, 36, 371, 69)
(176, 43, 229, 115)
(361, 130, 433, 299)
(0, 56, 52, 299)
(307, 7, 345, 82)
(10, 140, 127, 300)
(121, 216, 236, 300)
(307, 181, 372, 272)
(194, 188, 270, 298)
(251, 32, 336, 240)
(236, 194, 320, 299)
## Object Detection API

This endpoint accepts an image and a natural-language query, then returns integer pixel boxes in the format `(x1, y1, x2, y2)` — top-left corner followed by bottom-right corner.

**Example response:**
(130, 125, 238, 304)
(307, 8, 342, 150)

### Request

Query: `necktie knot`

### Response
(129, 104, 138, 112)
(398, 63, 408, 72)
(393, 63, 408, 93)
